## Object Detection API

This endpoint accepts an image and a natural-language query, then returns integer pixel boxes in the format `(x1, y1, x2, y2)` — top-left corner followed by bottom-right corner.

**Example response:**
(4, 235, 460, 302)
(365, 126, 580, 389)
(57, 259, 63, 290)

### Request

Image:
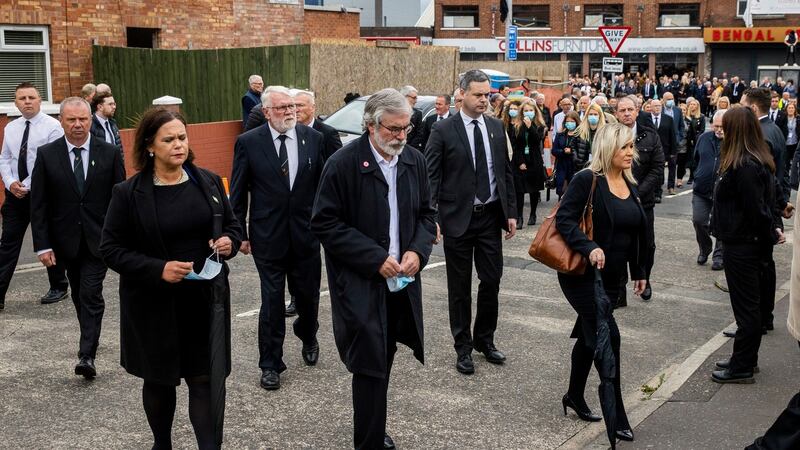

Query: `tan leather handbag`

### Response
(528, 174, 596, 275)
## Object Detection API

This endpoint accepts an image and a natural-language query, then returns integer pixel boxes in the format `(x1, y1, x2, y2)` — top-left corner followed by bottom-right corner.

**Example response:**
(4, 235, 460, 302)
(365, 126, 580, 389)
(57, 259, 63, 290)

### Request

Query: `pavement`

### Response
(0, 183, 797, 449)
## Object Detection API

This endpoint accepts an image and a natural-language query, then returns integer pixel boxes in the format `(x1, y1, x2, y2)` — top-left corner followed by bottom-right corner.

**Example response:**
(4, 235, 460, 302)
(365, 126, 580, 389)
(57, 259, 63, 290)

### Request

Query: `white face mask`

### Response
(185, 251, 222, 281)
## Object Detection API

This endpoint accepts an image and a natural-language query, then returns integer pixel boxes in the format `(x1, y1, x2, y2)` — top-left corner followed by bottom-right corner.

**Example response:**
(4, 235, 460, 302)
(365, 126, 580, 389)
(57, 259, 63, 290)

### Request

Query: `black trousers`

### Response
(352, 289, 415, 450)
(723, 242, 773, 372)
(64, 238, 107, 359)
(443, 202, 504, 356)
(691, 195, 723, 264)
(644, 207, 655, 282)
(786, 45, 796, 65)
(746, 342, 800, 450)
(0, 192, 68, 302)
(676, 152, 692, 181)
(255, 250, 321, 372)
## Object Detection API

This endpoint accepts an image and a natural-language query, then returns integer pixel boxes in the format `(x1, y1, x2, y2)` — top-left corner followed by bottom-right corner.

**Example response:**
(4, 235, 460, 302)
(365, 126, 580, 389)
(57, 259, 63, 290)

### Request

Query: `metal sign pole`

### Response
(505, 0, 513, 61)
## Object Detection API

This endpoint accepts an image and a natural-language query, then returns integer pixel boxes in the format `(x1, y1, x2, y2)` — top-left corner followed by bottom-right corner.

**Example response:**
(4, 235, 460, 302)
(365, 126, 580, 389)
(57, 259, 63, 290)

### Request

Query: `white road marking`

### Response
(235, 260, 447, 318)
(665, 188, 693, 198)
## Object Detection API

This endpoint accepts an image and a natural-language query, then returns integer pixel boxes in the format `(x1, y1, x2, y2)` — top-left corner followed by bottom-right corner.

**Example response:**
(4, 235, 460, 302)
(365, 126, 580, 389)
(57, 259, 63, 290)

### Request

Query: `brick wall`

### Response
(705, 0, 800, 27)
(0, 0, 306, 102)
(304, 9, 361, 42)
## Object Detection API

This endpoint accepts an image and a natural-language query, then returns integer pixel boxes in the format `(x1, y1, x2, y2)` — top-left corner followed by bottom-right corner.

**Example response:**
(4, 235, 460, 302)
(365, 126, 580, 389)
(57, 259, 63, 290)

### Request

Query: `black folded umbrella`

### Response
(593, 268, 618, 449)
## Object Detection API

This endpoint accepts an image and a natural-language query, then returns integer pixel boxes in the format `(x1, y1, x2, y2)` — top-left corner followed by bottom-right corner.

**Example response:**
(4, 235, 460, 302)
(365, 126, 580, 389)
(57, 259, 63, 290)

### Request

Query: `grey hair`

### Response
(712, 109, 727, 122)
(459, 69, 489, 91)
(261, 85, 292, 107)
(399, 85, 418, 97)
(591, 95, 608, 106)
(293, 89, 315, 104)
(362, 88, 412, 131)
(248, 74, 263, 84)
(59, 96, 91, 115)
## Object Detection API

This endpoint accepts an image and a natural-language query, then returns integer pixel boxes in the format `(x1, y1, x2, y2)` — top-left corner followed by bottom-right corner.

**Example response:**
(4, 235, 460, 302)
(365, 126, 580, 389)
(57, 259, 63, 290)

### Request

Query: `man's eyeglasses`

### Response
(380, 123, 414, 136)
(266, 104, 297, 113)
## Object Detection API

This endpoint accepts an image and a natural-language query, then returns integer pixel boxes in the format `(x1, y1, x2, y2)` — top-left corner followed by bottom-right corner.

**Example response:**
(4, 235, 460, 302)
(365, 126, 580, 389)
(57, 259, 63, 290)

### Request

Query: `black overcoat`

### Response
(311, 133, 437, 378)
(99, 163, 242, 385)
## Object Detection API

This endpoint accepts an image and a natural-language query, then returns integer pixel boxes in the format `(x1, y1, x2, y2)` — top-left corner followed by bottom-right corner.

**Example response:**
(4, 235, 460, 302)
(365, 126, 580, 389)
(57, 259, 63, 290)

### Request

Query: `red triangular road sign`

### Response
(598, 26, 632, 57)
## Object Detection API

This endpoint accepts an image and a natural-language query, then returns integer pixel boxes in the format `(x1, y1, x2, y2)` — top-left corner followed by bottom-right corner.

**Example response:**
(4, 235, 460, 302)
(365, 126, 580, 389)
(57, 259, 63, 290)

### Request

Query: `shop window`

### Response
(658, 4, 700, 28)
(442, 6, 479, 29)
(584, 5, 623, 28)
(127, 28, 159, 49)
(736, 0, 747, 16)
(0, 26, 51, 104)
(513, 5, 550, 29)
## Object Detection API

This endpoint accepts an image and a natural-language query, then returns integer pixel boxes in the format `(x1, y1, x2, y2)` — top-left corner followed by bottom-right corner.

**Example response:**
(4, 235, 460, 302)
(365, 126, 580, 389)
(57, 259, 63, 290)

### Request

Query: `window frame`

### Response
(512, 5, 551, 30)
(583, 4, 624, 28)
(0, 25, 53, 106)
(657, 3, 701, 29)
(736, 0, 747, 17)
(442, 5, 480, 30)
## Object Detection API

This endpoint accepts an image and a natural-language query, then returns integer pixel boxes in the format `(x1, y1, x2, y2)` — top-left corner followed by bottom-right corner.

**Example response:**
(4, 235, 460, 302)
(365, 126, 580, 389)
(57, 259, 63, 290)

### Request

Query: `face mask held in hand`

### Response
(184, 251, 223, 281)
(387, 275, 415, 292)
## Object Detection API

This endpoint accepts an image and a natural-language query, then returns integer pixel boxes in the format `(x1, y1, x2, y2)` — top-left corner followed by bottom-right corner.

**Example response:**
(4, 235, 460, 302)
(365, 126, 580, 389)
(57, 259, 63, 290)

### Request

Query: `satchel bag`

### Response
(528, 174, 596, 275)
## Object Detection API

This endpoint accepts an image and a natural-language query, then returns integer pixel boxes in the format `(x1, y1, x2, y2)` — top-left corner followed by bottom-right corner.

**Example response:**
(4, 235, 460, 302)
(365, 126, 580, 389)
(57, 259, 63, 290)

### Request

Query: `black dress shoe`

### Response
(654, 196, 662, 203)
(260, 369, 281, 390)
(74, 357, 96, 379)
(562, 394, 602, 422)
(41, 288, 68, 304)
(764, 323, 775, 331)
(711, 368, 755, 384)
(723, 328, 767, 338)
(697, 253, 709, 265)
(715, 359, 759, 373)
(616, 429, 634, 441)
(640, 282, 652, 301)
(0, 302, 4, 311)
(383, 433, 395, 449)
(302, 340, 319, 366)
(711, 261, 724, 271)
(456, 353, 474, 375)
(285, 297, 297, 317)
(477, 345, 506, 364)
(528, 214, 536, 226)
(516, 217, 524, 230)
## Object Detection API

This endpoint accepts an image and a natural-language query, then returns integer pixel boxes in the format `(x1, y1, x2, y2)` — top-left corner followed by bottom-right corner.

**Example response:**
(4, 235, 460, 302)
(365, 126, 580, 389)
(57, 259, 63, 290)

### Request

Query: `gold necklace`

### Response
(153, 168, 188, 186)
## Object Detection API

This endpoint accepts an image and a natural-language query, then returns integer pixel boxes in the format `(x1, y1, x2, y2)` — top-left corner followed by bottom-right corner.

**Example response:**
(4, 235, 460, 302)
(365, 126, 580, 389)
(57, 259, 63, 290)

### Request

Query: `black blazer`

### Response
(419, 112, 450, 154)
(556, 169, 647, 280)
(90, 114, 124, 159)
(641, 83, 656, 101)
(425, 112, 516, 238)
(769, 109, 789, 138)
(244, 103, 265, 132)
(99, 164, 242, 384)
(312, 118, 343, 161)
(311, 133, 436, 377)
(230, 123, 325, 261)
(31, 136, 125, 260)
(650, 114, 677, 157)
(408, 108, 424, 151)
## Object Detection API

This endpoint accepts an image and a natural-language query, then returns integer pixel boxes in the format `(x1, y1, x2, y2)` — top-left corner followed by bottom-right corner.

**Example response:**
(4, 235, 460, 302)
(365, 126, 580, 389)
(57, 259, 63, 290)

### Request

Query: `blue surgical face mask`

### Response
(587, 115, 599, 126)
(665, 100, 675, 108)
(523, 111, 535, 120)
(565, 122, 577, 131)
(184, 252, 222, 281)
(508, 109, 519, 118)
(387, 275, 415, 292)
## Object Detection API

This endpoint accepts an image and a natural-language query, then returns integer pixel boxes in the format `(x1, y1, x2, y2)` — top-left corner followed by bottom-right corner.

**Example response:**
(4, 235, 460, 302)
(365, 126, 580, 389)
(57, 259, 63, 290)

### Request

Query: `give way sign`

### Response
(598, 26, 632, 57)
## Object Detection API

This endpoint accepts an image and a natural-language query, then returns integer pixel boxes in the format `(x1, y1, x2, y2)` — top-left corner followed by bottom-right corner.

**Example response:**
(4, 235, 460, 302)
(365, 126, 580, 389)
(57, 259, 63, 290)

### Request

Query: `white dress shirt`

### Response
(769, 108, 780, 122)
(552, 111, 566, 141)
(651, 114, 661, 128)
(268, 124, 299, 190)
(369, 139, 400, 261)
(66, 135, 91, 179)
(95, 114, 114, 144)
(0, 111, 63, 189)
(461, 113, 498, 205)
(436, 112, 450, 121)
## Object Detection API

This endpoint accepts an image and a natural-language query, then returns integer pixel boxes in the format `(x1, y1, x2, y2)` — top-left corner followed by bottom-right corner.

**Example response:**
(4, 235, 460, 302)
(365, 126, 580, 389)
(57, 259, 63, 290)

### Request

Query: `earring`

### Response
(149, 152, 154, 157)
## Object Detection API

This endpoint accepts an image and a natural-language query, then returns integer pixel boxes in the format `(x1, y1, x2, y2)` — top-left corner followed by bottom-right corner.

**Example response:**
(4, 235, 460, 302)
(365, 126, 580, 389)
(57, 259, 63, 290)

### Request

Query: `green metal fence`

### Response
(92, 45, 311, 128)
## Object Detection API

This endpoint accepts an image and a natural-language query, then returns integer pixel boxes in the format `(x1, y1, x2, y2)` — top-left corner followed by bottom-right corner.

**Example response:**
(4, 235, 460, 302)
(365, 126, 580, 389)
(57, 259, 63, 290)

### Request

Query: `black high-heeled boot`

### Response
(561, 394, 602, 422)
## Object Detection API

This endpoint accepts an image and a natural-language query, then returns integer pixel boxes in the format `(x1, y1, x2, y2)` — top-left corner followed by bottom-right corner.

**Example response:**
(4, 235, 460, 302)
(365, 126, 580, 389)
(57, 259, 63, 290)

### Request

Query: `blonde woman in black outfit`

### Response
(711, 107, 784, 384)
(556, 123, 648, 443)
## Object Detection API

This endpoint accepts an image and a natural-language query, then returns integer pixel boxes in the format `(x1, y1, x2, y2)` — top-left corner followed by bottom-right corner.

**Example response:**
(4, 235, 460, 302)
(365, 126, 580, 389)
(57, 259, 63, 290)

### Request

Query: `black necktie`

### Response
(104, 121, 114, 144)
(18, 120, 30, 181)
(771, 111, 776, 122)
(472, 120, 491, 203)
(654, 116, 659, 128)
(72, 147, 85, 194)
(277, 135, 289, 185)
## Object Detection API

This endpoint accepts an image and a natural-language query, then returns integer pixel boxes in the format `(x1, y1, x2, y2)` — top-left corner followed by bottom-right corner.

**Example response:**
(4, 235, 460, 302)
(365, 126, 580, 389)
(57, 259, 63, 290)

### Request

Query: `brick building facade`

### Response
(432, 0, 800, 82)
(0, 1, 360, 106)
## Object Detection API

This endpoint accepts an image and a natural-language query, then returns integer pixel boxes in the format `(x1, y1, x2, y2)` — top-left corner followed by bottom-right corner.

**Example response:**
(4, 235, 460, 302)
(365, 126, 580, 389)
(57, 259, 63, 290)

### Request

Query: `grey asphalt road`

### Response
(0, 183, 794, 449)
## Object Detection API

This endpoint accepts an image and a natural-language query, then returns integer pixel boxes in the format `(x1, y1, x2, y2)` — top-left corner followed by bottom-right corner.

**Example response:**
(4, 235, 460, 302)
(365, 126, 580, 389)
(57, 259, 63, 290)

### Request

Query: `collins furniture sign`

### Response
(704, 27, 800, 44)
(432, 38, 705, 54)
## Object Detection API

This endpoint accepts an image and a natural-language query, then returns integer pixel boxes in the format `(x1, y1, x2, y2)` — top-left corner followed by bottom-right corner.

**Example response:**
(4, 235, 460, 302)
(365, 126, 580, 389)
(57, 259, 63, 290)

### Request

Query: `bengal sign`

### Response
(704, 27, 800, 44)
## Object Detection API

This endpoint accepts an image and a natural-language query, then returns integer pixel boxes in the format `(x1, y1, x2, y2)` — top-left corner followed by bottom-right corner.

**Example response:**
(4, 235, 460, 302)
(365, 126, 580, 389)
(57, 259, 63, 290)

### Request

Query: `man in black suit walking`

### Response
(426, 69, 517, 375)
(419, 94, 451, 153)
(230, 85, 326, 391)
(30, 97, 126, 378)
(649, 99, 677, 196)
(400, 85, 424, 151)
(89, 91, 124, 160)
(728, 76, 747, 104)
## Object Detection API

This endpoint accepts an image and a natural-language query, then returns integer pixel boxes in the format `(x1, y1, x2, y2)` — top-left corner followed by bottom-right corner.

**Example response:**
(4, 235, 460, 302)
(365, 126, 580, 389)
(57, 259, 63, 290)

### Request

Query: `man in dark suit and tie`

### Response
(89, 92, 124, 160)
(642, 78, 656, 101)
(426, 69, 517, 375)
(729, 76, 746, 104)
(419, 94, 451, 152)
(768, 93, 789, 138)
(648, 99, 677, 196)
(30, 97, 126, 378)
(230, 85, 326, 391)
